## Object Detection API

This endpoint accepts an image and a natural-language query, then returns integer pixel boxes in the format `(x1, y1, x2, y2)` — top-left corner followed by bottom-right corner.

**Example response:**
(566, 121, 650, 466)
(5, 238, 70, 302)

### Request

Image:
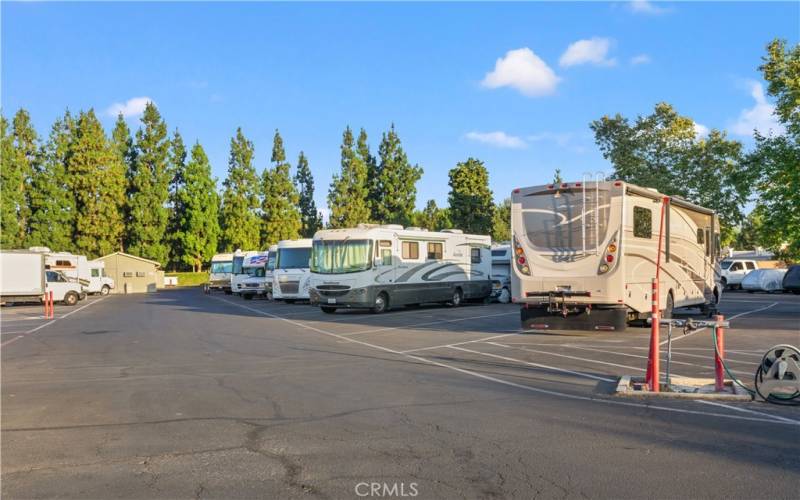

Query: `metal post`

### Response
(646, 278, 660, 392)
(714, 314, 725, 392)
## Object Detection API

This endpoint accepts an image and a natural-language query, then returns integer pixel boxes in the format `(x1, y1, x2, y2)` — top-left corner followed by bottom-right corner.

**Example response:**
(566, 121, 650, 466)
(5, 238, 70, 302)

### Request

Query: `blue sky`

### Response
(2, 1, 797, 218)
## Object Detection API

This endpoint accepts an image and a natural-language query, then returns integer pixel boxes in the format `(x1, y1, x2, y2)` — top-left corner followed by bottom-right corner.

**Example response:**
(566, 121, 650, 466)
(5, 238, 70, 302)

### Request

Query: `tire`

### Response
(721, 277, 728, 290)
(63, 291, 79, 306)
(449, 288, 463, 307)
(242, 294, 253, 300)
(371, 292, 388, 314)
(498, 287, 511, 304)
(662, 292, 674, 319)
(321, 306, 337, 314)
(100, 285, 110, 296)
(224, 289, 232, 295)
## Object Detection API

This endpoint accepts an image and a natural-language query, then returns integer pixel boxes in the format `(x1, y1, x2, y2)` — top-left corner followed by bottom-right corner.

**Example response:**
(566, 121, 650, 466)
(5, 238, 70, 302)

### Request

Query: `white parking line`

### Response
(211, 296, 799, 427)
(696, 400, 800, 425)
(558, 344, 754, 374)
(0, 298, 107, 347)
(400, 333, 521, 354)
(341, 311, 518, 337)
(660, 302, 778, 346)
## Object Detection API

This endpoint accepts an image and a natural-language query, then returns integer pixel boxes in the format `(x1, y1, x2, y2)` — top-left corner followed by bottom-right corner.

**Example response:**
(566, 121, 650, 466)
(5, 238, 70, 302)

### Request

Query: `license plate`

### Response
(327, 298, 336, 304)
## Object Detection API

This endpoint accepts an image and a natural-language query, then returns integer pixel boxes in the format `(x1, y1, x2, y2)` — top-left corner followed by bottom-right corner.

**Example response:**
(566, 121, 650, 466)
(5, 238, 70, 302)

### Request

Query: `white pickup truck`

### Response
(720, 259, 759, 290)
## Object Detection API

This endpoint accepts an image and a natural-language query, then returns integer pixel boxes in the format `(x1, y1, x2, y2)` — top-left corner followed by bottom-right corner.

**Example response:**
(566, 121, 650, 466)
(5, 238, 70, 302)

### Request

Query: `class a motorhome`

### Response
(272, 239, 313, 302)
(230, 250, 262, 295)
(207, 253, 234, 293)
(308, 224, 492, 313)
(237, 250, 272, 300)
(510, 180, 722, 331)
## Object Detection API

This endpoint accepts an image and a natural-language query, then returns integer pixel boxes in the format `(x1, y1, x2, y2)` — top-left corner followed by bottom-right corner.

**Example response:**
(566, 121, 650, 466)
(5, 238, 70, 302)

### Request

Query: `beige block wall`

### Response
(99, 254, 159, 294)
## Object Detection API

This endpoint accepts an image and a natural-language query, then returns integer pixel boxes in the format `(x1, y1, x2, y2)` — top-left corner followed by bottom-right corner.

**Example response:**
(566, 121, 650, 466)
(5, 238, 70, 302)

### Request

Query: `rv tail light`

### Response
(606, 254, 614, 263)
(517, 256, 526, 265)
(613, 181, 622, 186)
(575, 182, 582, 187)
(521, 266, 530, 274)
(607, 243, 617, 253)
(547, 184, 554, 189)
(512, 236, 531, 276)
(599, 264, 609, 273)
(513, 188, 521, 194)
(561, 183, 568, 188)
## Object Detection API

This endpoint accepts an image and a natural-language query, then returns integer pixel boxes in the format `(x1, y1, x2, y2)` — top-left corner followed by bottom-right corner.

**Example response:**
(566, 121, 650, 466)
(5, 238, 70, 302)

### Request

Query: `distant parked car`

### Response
(782, 265, 800, 295)
(720, 259, 759, 290)
(741, 269, 787, 293)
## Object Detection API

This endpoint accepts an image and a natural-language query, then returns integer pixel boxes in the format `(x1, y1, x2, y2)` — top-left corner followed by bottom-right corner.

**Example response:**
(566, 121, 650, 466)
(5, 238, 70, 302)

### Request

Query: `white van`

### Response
(87, 261, 115, 295)
(273, 239, 312, 303)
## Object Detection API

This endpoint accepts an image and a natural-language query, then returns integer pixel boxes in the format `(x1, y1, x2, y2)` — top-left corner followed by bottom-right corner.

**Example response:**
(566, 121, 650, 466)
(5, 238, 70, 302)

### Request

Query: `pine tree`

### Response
(261, 129, 301, 246)
(176, 142, 220, 272)
(0, 109, 38, 248)
(27, 111, 77, 251)
(328, 126, 371, 228)
(68, 110, 126, 258)
(294, 151, 321, 237)
(357, 128, 378, 221)
(219, 128, 261, 251)
(166, 129, 187, 269)
(372, 124, 422, 225)
(127, 102, 171, 264)
(448, 157, 494, 235)
(413, 199, 450, 231)
(553, 168, 564, 184)
(112, 114, 135, 250)
(491, 198, 512, 242)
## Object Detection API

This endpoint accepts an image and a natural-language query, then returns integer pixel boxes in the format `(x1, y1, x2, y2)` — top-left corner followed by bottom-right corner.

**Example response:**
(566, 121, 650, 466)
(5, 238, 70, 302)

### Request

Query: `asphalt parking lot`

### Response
(2, 289, 798, 499)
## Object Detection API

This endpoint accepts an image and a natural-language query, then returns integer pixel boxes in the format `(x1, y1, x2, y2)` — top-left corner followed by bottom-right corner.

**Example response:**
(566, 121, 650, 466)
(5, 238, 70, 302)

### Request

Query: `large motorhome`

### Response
(309, 225, 492, 313)
(236, 251, 270, 299)
(230, 250, 261, 295)
(510, 180, 722, 331)
(272, 239, 313, 302)
(207, 253, 234, 293)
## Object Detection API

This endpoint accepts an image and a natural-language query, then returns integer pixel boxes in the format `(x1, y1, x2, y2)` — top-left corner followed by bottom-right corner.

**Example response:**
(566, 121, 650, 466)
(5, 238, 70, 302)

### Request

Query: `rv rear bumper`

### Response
(521, 304, 628, 332)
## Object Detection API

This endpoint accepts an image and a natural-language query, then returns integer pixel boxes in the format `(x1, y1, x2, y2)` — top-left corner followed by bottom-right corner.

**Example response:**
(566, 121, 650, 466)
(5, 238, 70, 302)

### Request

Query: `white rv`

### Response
(231, 250, 261, 295)
(309, 225, 492, 313)
(490, 244, 512, 303)
(207, 253, 234, 293)
(272, 239, 313, 303)
(239, 245, 278, 300)
(1, 251, 85, 306)
(511, 181, 722, 331)
(40, 251, 89, 287)
(237, 252, 270, 299)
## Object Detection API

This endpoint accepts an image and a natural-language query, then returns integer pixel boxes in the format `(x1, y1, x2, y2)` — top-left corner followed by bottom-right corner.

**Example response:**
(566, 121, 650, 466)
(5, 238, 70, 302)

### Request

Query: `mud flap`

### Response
(521, 305, 628, 332)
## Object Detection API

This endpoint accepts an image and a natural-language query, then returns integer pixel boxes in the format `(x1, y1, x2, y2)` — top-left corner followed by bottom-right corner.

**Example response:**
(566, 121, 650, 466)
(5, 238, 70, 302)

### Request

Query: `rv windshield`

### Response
(210, 261, 232, 274)
(277, 247, 311, 269)
(266, 254, 276, 271)
(521, 189, 610, 252)
(232, 256, 246, 274)
(311, 240, 372, 274)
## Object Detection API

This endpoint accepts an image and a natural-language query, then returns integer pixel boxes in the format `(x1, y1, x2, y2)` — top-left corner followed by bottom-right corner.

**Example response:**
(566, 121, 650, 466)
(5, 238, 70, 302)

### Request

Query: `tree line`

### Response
(1, 39, 797, 267)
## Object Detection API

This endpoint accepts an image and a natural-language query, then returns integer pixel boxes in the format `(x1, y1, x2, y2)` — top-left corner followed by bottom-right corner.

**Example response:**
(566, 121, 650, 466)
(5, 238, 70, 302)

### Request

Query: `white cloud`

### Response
(481, 48, 560, 97)
(630, 54, 651, 65)
(527, 132, 572, 147)
(730, 81, 785, 137)
(693, 122, 710, 138)
(465, 131, 527, 149)
(559, 38, 616, 68)
(105, 96, 153, 118)
(629, 0, 670, 15)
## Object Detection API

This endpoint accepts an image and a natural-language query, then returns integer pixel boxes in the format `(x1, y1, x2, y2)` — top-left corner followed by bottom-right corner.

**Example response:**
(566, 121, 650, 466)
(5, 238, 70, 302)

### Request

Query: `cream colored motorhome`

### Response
(510, 180, 722, 331)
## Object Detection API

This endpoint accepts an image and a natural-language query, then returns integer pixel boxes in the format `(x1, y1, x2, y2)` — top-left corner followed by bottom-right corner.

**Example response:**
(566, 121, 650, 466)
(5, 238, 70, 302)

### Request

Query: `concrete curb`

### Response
(614, 375, 752, 401)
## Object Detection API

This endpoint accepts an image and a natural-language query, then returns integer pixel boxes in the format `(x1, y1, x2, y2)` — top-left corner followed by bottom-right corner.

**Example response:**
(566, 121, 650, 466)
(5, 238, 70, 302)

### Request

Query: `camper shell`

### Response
(273, 239, 313, 302)
(309, 224, 492, 313)
(511, 180, 722, 331)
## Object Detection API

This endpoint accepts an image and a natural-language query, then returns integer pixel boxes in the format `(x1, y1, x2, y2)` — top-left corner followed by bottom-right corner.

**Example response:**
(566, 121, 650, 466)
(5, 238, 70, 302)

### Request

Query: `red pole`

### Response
(714, 314, 725, 392)
(646, 279, 660, 392)
(49, 291, 54, 319)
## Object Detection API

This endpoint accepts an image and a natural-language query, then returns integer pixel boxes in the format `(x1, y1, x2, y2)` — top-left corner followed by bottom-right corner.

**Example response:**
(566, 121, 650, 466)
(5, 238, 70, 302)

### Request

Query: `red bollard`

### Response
(49, 291, 54, 319)
(714, 314, 725, 392)
(646, 278, 660, 392)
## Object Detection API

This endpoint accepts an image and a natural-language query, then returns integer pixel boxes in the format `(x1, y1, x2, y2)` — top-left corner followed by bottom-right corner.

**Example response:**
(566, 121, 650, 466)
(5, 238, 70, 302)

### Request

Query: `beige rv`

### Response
(510, 180, 723, 331)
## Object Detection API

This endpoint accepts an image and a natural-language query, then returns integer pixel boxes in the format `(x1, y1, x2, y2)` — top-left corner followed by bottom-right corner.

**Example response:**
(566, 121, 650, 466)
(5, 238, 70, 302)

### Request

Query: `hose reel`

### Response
(754, 345, 800, 405)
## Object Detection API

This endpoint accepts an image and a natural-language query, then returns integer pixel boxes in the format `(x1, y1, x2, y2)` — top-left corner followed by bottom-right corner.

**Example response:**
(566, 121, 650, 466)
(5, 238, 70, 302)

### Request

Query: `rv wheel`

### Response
(450, 288, 463, 307)
(371, 292, 388, 314)
(662, 292, 674, 319)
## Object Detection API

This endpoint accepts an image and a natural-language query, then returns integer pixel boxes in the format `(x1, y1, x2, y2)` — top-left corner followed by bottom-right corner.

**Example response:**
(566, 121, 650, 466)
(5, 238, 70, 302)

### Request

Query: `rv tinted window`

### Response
(633, 207, 652, 238)
(56, 260, 72, 266)
(745, 262, 756, 270)
(520, 189, 611, 252)
(471, 248, 481, 264)
(91, 268, 100, 278)
(427, 242, 443, 260)
(401, 241, 419, 260)
(696, 229, 704, 245)
(381, 249, 392, 266)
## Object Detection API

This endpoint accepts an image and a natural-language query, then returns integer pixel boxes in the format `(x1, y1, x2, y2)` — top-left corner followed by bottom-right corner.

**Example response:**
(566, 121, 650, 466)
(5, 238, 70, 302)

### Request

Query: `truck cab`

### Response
(720, 259, 758, 290)
(46, 270, 86, 305)
(87, 262, 115, 295)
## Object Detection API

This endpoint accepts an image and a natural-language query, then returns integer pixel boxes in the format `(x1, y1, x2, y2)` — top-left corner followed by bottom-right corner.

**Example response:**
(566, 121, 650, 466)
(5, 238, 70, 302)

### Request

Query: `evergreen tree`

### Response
(294, 151, 321, 237)
(68, 110, 126, 258)
(219, 128, 261, 251)
(112, 114, 136, 249)
(491, 198, 512, 242)
(328, 126, 371, 228)
(27, 111, 76, 251)
(371, 125, 422, 225)
(127, 102, 171, 264)
(448, 157, 494, 234)
(176, 142, 220, 272)
(553, 168, 564, 184)
(167, 129, 187, 269)
(413, 199, 450, 231)
(356, 128, 378, 221)
(0, 109, 38, 248)
(261, 129, 301, 246)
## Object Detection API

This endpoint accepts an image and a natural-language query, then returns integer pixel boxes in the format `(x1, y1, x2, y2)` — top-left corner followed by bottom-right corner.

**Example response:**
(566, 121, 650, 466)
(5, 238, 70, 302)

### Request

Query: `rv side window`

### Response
(745, 262, 756, 270)
(471, 248, 481, 264)
(633, 207, 652, 239)
(401, 241, 419, 260)
(730, 262, 743, 271)
(696, 229, 704, 245)
(427, 242, 443, 260)
(56, 260, 72, 267)
(380, 249, 392, 266)
(91, 269, 100, 278)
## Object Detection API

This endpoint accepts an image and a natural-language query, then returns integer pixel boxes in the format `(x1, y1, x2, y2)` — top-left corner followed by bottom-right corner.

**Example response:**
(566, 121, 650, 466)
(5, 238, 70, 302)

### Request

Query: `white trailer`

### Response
(273, 239, 312, 303)
(237, 251, 270, 299)
(1, 251, 84, 306)
(231, 250, 262, 295)
(309, 225, 492, 313)
(207, 253, 234, 293)
(511, 180, 722, 331)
